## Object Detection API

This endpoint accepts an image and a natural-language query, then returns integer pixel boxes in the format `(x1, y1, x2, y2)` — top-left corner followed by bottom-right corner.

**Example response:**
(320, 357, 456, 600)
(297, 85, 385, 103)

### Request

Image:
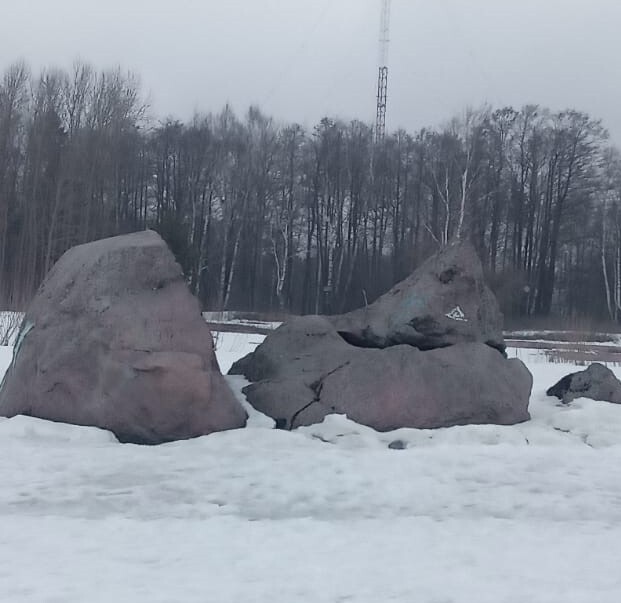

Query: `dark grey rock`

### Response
(546, 363, 621, 405)
(230, 315, 351, 429)
(230, 315, 349, 383)
(231, 318, 532, 431)
(290, 342, 531, 430)
(330, 240, 506, 354)
(0, 230, 247, 444)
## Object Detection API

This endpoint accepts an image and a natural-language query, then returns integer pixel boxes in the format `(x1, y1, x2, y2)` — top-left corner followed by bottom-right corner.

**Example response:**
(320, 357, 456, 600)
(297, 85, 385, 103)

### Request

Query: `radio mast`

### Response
(375, 0, 391, 142)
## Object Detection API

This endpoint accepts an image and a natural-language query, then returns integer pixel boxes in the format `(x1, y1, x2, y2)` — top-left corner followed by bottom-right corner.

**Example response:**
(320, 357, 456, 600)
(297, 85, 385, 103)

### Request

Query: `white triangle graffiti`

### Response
(446, 306, 468, 322)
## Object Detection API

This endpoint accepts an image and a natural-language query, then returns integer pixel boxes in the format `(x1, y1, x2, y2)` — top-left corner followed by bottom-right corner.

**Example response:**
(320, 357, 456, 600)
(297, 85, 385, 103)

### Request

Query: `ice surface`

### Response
(1, 334, 621, 602)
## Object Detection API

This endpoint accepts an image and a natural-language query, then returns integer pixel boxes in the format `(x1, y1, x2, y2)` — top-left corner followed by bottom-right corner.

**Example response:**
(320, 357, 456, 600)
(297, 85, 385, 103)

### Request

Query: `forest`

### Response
(1, 61, 621, 324)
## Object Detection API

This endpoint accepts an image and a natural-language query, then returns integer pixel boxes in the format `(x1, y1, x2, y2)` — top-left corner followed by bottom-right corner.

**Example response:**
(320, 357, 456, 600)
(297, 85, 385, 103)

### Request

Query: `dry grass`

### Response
(505, 331, 615, 343)
(504, 313, 621, 344)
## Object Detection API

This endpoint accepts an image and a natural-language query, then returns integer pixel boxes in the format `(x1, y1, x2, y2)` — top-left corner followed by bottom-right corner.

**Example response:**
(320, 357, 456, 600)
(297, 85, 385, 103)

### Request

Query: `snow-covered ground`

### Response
(0, 311, 23, 345)
(1, 333, 621, 602)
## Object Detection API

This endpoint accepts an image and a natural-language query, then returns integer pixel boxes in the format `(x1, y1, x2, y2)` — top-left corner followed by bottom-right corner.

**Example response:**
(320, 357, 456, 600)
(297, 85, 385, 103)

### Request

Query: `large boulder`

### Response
(330, 240, 505, 353)
(231, 315, 532, 431)
(0, 231, 247, 444)
(311, 343, 531, 430)
(547, 363, 621, 405)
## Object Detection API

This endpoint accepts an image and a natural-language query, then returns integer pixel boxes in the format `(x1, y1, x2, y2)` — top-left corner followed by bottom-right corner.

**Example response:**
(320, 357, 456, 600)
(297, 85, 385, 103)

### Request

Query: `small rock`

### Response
(547, 363, 621, 405)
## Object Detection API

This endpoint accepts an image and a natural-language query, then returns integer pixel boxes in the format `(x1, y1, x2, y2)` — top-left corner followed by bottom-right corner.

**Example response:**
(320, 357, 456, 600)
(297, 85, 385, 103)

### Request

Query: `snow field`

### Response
(0, 333, 621, 601)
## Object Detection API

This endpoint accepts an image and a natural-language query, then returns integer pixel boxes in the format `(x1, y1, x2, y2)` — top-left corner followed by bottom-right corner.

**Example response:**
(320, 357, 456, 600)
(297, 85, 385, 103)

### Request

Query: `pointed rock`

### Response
(331, 240, 505, 354)
(0, 231, 247, 444)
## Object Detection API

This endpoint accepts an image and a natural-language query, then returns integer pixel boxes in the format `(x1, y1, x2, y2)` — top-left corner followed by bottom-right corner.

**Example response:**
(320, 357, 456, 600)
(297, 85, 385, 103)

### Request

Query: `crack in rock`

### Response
(289, 361, 351, 429)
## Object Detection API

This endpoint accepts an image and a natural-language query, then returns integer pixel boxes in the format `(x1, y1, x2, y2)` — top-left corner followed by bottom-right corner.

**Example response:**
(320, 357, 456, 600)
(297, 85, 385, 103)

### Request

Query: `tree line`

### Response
(1, 61, 621, 324)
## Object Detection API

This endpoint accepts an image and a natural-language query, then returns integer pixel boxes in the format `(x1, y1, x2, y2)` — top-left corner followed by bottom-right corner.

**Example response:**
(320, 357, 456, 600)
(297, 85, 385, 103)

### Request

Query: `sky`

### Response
(2, 0, 621, 140)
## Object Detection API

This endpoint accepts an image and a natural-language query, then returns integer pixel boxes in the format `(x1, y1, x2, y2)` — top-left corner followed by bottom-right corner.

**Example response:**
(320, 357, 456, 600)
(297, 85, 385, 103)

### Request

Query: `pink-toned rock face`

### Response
(0, 231, 247, 444)
(230, 242, 532, 431)
(232, 316, 531, 431)
(300, 343, 532, 430)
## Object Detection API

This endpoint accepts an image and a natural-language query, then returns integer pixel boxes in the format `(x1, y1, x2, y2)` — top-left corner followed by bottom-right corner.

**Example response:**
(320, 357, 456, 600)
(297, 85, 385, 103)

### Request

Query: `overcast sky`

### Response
(2, 0, 620, 140)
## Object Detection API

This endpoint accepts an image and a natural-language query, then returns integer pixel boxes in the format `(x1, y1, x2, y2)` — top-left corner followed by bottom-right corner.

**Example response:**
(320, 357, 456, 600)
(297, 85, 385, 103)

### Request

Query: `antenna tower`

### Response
(375, 0, 391, 142)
